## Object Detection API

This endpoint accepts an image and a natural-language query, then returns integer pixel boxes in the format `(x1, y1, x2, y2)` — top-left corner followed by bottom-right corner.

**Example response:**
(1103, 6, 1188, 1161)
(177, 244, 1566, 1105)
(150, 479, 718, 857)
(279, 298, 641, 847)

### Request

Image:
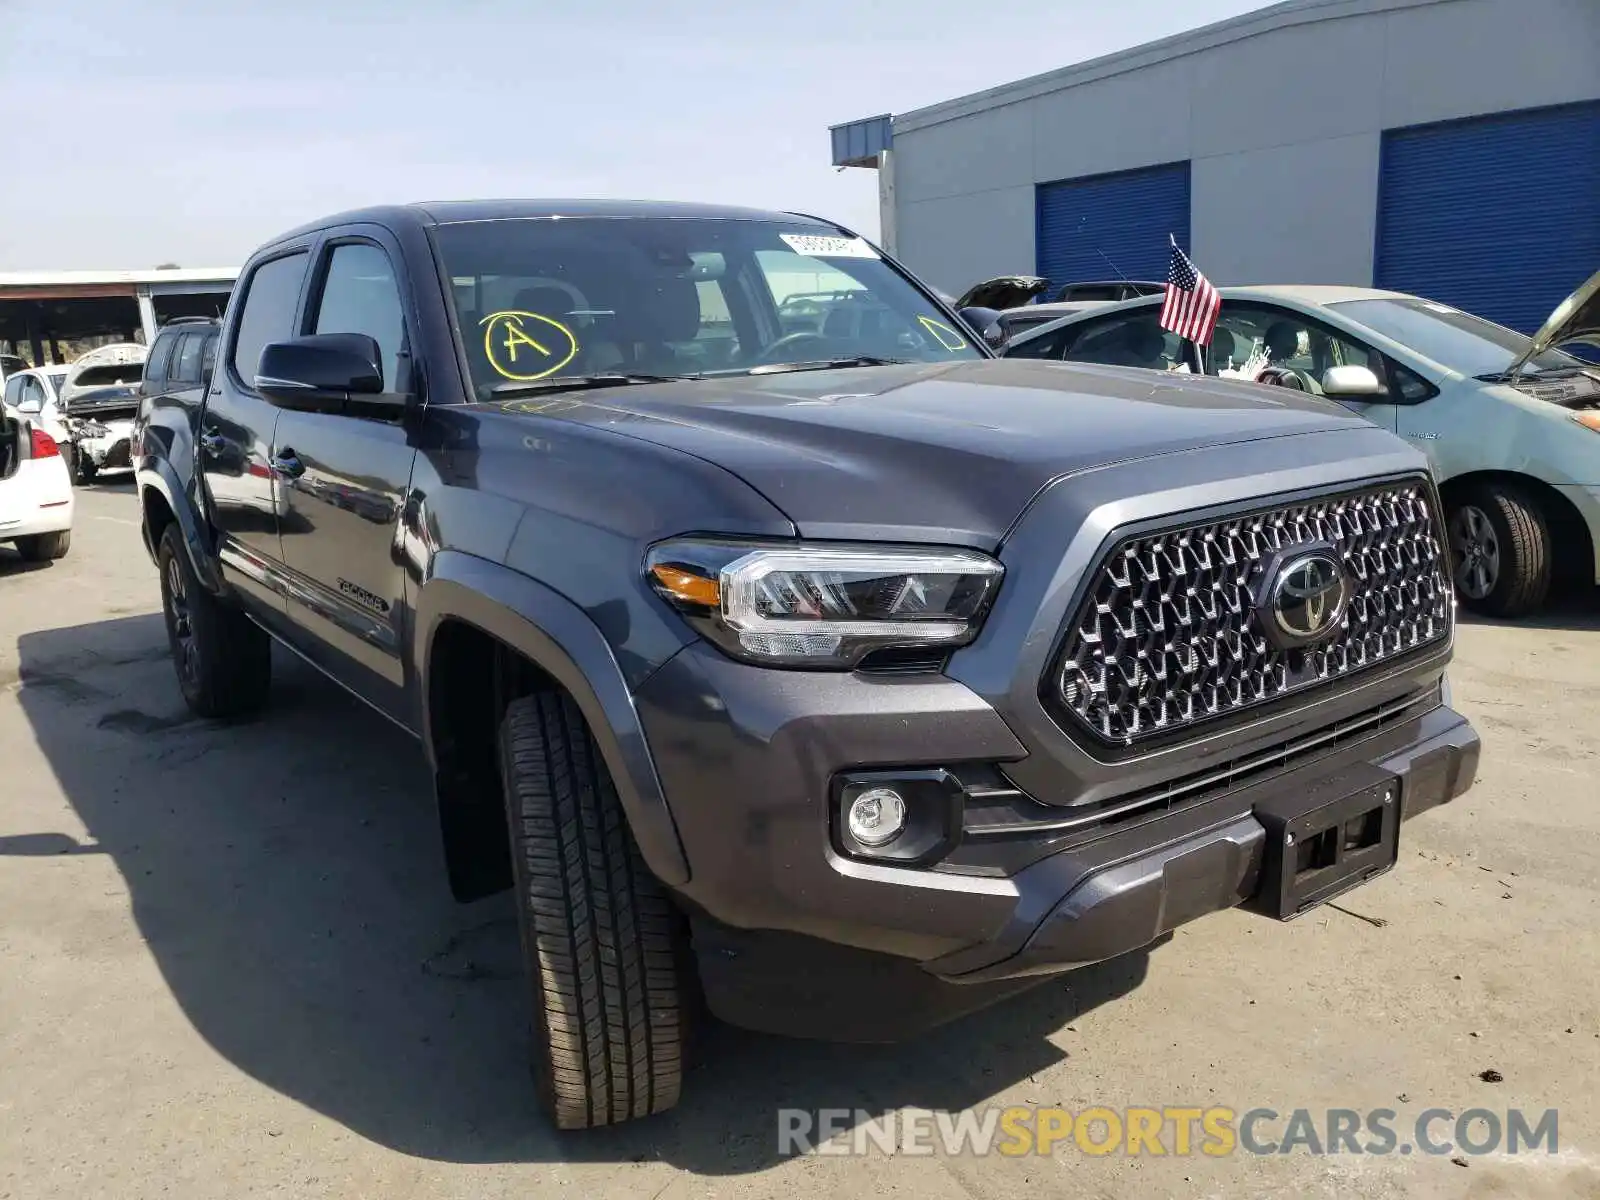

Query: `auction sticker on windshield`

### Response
(779, 233, 879, 259)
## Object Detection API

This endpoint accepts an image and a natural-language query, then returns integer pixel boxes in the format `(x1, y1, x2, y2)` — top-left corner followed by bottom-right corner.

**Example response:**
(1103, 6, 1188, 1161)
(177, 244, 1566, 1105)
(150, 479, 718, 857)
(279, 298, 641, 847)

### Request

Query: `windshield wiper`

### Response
(490, 372, 692, 398)
(745, 356, 913, 376)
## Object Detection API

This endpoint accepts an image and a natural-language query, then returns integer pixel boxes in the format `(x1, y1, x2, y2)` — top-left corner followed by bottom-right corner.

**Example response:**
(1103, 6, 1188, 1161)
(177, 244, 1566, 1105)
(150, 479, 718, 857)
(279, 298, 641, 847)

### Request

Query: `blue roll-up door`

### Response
(1036, 162, 1190, 293)
(1376, 100, 1600, 334)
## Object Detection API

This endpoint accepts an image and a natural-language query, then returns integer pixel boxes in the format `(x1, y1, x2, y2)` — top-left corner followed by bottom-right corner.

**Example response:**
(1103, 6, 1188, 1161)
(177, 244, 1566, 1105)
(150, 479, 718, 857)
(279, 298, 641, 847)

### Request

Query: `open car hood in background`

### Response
(954, 275, 1051, 312)
(1506, 266, 1600, 380)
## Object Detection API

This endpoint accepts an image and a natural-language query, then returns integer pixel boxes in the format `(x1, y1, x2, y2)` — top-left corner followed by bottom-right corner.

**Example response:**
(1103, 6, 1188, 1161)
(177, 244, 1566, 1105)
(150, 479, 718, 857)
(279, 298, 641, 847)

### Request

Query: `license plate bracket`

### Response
(1250, 763, 1401, 920)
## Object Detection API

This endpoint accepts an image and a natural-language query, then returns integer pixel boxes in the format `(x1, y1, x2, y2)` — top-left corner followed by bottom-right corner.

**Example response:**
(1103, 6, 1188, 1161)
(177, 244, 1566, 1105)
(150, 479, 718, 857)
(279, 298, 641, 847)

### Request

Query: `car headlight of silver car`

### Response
(645, 539, 1004, 668)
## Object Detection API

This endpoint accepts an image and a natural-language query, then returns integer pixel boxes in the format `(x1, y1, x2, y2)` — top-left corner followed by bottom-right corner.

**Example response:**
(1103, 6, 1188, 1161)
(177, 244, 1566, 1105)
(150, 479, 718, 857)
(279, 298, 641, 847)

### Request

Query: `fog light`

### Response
(846, 787, 907, 847)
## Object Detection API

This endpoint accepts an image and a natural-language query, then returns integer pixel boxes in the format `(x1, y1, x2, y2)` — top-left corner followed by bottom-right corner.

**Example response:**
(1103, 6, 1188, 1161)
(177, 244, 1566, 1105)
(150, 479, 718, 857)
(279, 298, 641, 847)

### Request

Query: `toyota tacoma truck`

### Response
(133, 200, 1481, 1130)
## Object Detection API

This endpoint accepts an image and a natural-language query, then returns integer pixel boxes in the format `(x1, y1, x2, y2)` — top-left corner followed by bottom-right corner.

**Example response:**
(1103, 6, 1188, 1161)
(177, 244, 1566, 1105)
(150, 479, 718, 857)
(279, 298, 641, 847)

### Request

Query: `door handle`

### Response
(270, 450, 305, 478)
(198, 431, 227, 456)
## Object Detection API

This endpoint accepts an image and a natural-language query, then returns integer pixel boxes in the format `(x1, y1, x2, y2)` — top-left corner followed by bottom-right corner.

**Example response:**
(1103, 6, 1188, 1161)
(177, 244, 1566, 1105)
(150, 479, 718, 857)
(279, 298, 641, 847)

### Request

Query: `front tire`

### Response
(15, 530, 70, 561)
(498, 692, 691, 1129)
(1447, 485, 1551, 618)
(70, 446, 98, 486)
(156, 523, 271, 717)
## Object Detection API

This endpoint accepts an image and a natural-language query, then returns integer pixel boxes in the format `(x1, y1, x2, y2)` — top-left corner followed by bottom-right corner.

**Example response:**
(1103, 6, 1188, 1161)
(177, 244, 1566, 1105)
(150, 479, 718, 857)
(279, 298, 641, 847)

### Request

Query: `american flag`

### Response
(1158, 238, 1221, 346)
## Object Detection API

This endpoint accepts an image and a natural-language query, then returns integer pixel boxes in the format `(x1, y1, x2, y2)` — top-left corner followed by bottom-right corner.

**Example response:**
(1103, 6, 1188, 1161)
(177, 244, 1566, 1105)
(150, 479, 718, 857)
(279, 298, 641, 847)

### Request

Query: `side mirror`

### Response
(256, 333, 395, 415)
(1321, 364, 1384, 397)
(957, 306, 1006, 350)
(15, 398, 41, 415)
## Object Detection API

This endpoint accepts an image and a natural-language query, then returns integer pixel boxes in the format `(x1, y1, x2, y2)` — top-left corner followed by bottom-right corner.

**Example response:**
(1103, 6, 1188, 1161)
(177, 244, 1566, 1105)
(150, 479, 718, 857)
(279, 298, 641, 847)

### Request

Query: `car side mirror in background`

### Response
(256, 333, 397, 416)
(1321, 365, 1384, 397)
(956, 306, 1006, 351)
(15, 398, 42, 415)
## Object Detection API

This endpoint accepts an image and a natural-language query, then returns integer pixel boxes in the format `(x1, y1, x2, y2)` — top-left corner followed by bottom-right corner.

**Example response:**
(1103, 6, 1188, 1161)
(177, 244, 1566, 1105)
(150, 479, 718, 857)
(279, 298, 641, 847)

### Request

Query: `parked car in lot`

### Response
(953, 276, 1169, 346)
(0, 408, 73, 562)
(2, 364, 71, 430)
(1002, 271, 1600, 617)
(55, 343, 147, 484)
(136, 199, 1478, 1129)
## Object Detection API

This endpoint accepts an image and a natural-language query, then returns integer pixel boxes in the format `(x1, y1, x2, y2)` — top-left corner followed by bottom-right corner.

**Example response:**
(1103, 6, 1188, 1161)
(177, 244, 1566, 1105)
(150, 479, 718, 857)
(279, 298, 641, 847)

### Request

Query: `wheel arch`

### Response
(136, 460, 224, 594)
(1437, 469, 1594, 585)
(415, 550, 691, 902)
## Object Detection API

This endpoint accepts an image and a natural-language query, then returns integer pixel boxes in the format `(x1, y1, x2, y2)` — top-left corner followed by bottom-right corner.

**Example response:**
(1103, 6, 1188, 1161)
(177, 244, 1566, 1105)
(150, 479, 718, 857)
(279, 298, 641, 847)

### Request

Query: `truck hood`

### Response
(1505, 265, 1600, 380)
(500, 359, 1371, 546)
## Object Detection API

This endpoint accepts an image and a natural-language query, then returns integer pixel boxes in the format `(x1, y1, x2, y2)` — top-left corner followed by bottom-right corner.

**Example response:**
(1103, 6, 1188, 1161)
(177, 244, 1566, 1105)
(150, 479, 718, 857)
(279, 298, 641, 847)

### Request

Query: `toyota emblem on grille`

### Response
(1259, 545, 1350, 649)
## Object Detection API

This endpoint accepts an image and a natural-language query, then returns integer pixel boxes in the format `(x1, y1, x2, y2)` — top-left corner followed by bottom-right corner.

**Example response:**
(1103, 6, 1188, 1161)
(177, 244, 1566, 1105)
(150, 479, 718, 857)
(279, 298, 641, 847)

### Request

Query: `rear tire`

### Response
(156, 523, 271, 717)
(15, 530, 70, 561)
(1447, 484, 1551, 618)
(498, 692, 691, 1129)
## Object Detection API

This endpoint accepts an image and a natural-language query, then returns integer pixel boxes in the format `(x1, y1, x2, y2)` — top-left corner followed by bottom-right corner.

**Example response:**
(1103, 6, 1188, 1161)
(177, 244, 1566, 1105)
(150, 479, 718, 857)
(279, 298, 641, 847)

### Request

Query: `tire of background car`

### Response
(70, 445, 97, 486)
(497, 691, 692, 1130)
(1446, 484, 1551, 618)
(155, 523, 271, 717)
(14, 530, 70, 561)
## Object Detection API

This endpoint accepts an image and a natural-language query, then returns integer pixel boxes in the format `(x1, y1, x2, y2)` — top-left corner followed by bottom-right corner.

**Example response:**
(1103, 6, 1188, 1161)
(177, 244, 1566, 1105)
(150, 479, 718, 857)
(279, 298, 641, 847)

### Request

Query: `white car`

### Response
(0, 408, 74, 562)
(1, 364, 71, 437)
(1000, 270, 1600, 617)
(54, 343, 146, 484)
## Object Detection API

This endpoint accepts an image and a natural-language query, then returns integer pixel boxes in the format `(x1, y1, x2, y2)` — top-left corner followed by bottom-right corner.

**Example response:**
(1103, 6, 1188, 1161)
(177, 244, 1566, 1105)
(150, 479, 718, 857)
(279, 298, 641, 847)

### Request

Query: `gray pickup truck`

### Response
(132, 199, 1480, 1130)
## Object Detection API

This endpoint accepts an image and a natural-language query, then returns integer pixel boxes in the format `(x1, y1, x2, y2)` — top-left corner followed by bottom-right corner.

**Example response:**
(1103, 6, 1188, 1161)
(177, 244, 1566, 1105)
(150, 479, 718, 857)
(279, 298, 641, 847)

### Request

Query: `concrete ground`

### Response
(2, 481, 1598, 1200)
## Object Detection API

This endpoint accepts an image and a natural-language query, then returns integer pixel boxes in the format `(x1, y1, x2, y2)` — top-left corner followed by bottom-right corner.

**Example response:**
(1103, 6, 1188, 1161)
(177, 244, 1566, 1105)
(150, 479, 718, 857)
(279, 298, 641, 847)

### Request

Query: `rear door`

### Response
(200, 245, 314, 618)
(271, 228, 419, 720)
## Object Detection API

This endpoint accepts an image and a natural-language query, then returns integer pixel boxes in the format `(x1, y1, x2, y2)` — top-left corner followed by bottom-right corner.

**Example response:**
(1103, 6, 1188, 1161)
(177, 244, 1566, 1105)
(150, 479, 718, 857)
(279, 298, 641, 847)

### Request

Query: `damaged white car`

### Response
(55, 343, 147, 485)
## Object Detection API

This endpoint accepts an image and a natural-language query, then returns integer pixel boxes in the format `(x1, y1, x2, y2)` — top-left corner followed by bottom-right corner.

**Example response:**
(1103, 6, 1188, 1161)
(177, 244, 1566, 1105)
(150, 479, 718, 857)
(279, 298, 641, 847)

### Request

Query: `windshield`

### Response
(47, 370, 68, 394)
(433, 216, 980, 399)
(1330, 298, 1588, 377)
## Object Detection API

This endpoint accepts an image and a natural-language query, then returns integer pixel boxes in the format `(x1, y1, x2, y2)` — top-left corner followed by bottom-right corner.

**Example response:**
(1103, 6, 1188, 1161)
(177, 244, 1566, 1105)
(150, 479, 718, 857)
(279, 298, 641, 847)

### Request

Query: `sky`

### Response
(0, 0, 1266, 271)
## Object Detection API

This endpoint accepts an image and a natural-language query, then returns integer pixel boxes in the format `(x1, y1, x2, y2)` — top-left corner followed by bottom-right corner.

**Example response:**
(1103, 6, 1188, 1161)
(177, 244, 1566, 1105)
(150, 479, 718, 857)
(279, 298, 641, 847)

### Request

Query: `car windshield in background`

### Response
(433, 217, 980, 400)
(1330, 297, 1588, 378)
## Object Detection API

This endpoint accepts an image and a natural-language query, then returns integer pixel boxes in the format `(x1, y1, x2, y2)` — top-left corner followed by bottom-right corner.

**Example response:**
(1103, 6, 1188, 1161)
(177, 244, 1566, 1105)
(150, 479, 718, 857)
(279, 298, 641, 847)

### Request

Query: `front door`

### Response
(1211, 301, 1401, 432)
(199, 247, 311, 618)
(273, 234, 418, 722)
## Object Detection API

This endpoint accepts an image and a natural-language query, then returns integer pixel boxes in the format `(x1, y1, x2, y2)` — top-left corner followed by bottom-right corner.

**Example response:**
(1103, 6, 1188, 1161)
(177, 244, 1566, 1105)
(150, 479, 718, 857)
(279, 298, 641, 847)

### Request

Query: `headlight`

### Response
(1572, 410, 1600, 434)
(645, 539, 1004, 668)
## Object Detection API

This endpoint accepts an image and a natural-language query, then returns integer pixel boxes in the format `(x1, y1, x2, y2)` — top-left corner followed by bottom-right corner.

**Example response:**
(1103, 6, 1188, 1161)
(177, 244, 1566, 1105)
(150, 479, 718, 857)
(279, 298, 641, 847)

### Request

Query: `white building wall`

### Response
(885, 0, 1600, 295)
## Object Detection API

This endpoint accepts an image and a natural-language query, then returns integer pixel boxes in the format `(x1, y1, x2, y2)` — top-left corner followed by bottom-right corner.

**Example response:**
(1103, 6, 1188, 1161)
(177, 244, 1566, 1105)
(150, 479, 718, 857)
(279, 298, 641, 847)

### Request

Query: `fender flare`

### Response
(414, 550, 691, 887)
(135, 460, 225, 595)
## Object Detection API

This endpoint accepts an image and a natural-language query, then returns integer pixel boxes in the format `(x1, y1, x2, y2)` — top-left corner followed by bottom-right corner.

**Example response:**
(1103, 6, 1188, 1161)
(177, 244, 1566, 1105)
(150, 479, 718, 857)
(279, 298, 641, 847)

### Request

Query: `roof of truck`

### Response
(264, 200, 846, 247)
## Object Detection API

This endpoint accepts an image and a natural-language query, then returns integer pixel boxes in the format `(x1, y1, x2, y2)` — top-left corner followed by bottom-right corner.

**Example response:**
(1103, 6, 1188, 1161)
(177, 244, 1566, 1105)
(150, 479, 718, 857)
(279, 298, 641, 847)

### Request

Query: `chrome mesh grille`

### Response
(1052, 479, 1451, 748)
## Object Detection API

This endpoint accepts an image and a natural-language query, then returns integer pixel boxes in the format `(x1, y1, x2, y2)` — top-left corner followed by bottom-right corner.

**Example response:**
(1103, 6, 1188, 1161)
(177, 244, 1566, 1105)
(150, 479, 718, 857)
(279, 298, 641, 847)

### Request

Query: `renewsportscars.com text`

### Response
(778, 1105, 1559, 1158)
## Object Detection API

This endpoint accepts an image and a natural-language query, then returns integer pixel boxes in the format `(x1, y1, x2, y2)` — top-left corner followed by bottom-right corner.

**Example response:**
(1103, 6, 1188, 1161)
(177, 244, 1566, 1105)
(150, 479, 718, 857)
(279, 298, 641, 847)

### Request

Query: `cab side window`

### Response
(143, 335, 173, 393)
(1212, 303, 1384, 392)
(1003, 325, 1071, 360)
(172, 333, 205, 384)
(310, 243, 406, 391)
(1060, 310, 1186, 372)
(231, 251, 310, 385)
(3, 375, 24, 407)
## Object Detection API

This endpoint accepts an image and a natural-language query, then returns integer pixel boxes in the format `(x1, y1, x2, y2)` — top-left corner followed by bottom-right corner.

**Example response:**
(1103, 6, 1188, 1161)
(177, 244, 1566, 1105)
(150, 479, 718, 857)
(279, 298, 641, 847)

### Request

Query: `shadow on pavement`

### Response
(0, 548, 58, 576)
(16, 613, 1151, 1173)
(1456, 584, 1600, 632)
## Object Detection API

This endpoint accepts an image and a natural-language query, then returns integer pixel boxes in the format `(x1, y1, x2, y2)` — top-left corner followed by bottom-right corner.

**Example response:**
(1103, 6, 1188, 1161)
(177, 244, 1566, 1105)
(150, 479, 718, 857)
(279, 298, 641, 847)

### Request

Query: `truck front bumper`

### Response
(635, 643, 1478, 1042)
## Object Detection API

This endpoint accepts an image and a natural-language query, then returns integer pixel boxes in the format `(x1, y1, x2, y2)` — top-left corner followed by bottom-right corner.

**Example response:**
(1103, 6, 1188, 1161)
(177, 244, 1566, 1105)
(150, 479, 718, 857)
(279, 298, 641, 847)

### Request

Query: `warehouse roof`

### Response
(0, 268, 237, 290)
